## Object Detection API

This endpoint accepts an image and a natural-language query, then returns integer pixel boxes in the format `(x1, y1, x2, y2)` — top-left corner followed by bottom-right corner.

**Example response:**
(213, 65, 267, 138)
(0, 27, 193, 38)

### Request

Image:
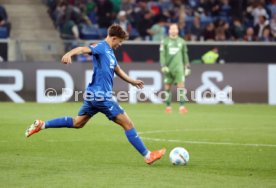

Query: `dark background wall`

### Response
(1, 41, 276, 63)
(114, 43, 276, 63)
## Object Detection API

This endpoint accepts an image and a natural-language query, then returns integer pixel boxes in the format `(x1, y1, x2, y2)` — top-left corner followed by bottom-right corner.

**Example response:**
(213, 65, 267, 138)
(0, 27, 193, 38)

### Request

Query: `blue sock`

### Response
(125, 128, 149, 156)
(45, 117, 74, 128)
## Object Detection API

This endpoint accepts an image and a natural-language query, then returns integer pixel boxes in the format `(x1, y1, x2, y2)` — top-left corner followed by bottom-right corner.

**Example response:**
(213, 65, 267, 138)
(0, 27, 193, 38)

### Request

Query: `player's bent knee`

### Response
(114, 113, 134, 130)
(123, 120, 134, 130)
(74, 123, 85, 129)
(118, 119, 134, 130)
(73, 118, 87, 128)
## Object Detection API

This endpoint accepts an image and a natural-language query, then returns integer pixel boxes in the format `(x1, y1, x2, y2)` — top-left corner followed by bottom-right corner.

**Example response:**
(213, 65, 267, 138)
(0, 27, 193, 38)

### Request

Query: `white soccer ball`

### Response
(169, 147, 189, 165)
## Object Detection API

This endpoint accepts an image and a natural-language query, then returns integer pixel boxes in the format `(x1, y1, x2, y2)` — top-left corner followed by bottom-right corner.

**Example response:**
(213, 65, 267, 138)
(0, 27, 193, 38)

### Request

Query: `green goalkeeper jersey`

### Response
(159, 36, 189, 73)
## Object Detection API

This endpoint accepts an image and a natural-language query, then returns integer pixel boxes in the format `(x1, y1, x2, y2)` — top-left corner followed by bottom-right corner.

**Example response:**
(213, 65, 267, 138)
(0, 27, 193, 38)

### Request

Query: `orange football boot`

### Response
(25, 120, 44, 137)
(165, 106, 172, 113)
(144, 148, 166, 165)
(179, 106, 188, 114)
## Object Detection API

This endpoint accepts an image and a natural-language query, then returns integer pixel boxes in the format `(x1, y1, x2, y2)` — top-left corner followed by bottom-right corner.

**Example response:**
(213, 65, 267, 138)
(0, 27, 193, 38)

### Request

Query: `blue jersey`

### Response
(87, 41, 118, 99)
(79, 40, 124, 119)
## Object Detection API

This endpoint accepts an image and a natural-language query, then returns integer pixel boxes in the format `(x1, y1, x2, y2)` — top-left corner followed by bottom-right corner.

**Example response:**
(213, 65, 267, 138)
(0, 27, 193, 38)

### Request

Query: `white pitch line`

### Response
(141, 137, 276, 148)
(138, 128, 238, 135)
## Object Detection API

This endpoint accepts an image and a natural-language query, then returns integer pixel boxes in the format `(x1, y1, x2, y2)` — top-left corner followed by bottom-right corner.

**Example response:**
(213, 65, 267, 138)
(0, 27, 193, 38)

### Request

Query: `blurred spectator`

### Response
(218, 0, 232, 22)
(259, 27, 273, 41)
(159, 0, 174, 19)
(229, 0, 245, 20)
(231, 18, 246, 40)
(247, 2, 268, 25)
(78, 3, 93, 26)
(137, 11, 153, 40)
(110, 0, 121, 14)
(52, 1, 68, 28)
(60, 16, 79, 39)
(267, 0, 276, 17)
(86, 0, 96, 15)
(0, 5, 11, 36)
(58, 10, 80, 52)
(194, 7, 207, 17)
(147, 15, 166, 41)
(203, 22, 216, 40)
(215, 20, 230, 41)
(243, 27, 255, 41)
(44, 0, 276, 42)
(120, 0, 135, 19)
(67, 0, 75, 5)
(178, 4, 186, 23)
(148, 1, 162, 16)
(47, 0, 58, 14)
(0, 5, 7, 20)
(178, 20, 187, 38)
(187, 0, 200, 9)
(270, 13, 276, 39)
(210, 0, 220, 17)
(197, 0, 211, 16)
(188, 15, 203, 41)
(254, 15, 269, 39)
(167, 0, 184, 23)
(130, 0, 149, 28)
(86, 0, 97, 24)
(96, 0, 113, 28)
(114, 10, 132, 33)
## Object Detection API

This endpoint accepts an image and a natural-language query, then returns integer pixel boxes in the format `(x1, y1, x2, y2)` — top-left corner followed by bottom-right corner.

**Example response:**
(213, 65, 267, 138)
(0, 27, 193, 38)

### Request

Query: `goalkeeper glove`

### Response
(185, 64, 191, 76)
(161, 66, 169, 73)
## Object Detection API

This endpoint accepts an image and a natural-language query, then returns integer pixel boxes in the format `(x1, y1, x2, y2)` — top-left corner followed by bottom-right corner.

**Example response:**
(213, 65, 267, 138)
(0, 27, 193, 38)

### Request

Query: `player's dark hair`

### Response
(108, 24, 129, 40)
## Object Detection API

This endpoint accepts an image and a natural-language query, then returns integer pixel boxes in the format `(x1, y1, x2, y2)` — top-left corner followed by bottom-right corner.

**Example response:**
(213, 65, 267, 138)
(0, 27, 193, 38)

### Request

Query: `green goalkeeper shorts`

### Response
(164, 71, 185, 84)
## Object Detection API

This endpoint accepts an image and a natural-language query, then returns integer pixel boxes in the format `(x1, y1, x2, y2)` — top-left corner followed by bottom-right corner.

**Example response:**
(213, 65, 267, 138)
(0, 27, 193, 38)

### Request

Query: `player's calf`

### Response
(25, 116, 90, 137)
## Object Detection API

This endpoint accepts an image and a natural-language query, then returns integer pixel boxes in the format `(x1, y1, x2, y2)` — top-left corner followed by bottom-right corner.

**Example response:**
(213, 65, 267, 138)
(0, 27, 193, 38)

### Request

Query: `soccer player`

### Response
(25, 24, 165, 165)
(160, 23, 190, 113)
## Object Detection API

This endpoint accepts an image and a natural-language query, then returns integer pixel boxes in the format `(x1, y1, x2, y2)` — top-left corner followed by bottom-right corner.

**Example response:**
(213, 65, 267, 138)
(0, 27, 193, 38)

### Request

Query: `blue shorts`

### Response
(78, 99, 124, 120)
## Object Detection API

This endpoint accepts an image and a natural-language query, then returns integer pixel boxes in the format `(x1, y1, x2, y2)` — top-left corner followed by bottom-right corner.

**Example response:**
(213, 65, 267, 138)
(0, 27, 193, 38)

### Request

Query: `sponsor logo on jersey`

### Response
(110, 59, 115, 69)
(169, 47, 180, 55)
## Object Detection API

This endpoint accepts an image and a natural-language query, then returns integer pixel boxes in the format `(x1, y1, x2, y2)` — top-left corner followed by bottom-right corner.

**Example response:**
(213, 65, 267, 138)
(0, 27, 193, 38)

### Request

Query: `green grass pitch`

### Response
(0, 103, 275, 188)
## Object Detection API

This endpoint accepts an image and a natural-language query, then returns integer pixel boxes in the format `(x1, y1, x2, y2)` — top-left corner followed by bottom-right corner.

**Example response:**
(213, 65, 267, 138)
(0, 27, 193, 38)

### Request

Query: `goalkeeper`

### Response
(159, 23, 190, 113)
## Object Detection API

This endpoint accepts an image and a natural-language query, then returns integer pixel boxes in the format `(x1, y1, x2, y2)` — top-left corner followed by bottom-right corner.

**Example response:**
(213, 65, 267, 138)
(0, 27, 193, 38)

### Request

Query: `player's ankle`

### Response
(37, 120, 45, 130)
(41, 122, 45, 129)
(144, 151, 151, 160)
(36, 120, 45, 129)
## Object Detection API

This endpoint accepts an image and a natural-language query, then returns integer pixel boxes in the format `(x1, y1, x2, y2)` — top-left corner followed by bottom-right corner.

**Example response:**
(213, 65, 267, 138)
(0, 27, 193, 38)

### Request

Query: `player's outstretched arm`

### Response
(61, 47, 91, 64)
(115, 65, 144, 89)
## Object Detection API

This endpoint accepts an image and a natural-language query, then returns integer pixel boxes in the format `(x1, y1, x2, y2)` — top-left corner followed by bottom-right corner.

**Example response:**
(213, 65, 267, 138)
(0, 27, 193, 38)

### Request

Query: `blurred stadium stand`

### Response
(1, 0, 63, 61)
(0, 0, 276, 62)
(45, 0, 276, 42)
